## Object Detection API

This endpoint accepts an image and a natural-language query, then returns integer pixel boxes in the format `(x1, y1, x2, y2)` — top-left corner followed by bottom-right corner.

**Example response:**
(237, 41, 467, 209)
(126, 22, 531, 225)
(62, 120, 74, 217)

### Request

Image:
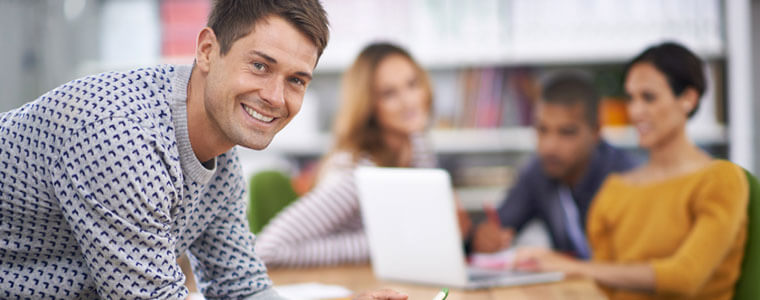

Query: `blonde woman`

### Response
(515, 42, 748, 300)
(255, 43, 448, 267)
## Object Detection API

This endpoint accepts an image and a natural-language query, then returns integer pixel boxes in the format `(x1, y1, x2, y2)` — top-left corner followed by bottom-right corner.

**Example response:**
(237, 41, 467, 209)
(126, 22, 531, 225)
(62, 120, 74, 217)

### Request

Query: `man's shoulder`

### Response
(507, 155, 552, 192)
(31, 65, 182, 143)
(43, 65, 177, 119)
(517, 156, 545, 179)
(597, 140, 639, 171)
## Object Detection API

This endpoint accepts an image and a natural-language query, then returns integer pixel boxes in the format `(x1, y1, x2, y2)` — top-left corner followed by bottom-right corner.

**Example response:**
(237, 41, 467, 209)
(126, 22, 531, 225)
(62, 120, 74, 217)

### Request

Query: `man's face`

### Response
(534, 102, 599, 180)
(199, 16, 318, 150)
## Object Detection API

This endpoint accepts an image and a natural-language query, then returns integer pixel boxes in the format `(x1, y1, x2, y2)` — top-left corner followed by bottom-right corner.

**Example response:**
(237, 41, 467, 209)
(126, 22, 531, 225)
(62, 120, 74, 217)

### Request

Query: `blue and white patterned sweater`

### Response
(0, 65, 280, 299)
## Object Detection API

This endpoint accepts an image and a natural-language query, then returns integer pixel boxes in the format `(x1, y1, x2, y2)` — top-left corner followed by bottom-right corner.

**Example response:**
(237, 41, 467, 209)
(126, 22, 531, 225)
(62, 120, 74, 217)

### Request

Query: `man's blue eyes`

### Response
(253, 63, 266, 71)
(251, 63, 306, 86)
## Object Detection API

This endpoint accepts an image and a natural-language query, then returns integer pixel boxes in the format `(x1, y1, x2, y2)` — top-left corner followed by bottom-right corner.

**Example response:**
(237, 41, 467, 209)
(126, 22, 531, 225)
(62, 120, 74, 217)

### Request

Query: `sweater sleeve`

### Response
(586, 176, 616, 263)
(51, 118, 186, 300)
(188, 152, 273, 299)
(650, 163, 748, 296)
(254, 164, 368, 267)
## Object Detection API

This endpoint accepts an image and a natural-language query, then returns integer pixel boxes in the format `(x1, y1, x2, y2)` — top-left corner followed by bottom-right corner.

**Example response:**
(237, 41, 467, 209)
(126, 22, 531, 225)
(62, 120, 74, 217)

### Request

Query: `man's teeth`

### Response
(244, 106, 274, 122)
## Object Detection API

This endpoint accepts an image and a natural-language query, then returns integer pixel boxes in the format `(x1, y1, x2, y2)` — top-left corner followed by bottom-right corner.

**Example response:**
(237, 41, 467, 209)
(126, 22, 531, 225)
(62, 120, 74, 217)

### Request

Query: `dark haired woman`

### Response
(515, 42, 748, 300)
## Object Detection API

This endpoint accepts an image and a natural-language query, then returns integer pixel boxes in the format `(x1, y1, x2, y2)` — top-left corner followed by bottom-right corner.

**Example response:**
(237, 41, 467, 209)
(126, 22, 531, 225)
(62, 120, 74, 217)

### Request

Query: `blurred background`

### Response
(1, 0, 758, 211)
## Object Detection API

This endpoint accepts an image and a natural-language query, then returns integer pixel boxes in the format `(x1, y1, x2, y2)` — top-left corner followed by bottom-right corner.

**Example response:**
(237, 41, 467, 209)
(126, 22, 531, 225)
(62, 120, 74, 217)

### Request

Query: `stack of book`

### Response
(437, 68, 538, 129)
(161, 0, 210, 58)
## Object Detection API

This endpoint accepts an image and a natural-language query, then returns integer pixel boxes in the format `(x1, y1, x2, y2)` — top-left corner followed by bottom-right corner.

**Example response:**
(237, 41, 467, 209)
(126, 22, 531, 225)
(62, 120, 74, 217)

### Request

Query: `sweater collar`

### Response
(169, 64, 216, 184)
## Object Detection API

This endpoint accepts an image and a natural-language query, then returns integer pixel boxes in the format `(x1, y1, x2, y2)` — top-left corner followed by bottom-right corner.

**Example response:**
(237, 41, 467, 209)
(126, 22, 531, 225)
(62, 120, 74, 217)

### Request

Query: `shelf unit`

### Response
(68, 0, 754, 212)
(255, 125, 728, 157)
(266, 0, 731, 161)
(78, 0, 753, 178)
(313, 46, 726, 74)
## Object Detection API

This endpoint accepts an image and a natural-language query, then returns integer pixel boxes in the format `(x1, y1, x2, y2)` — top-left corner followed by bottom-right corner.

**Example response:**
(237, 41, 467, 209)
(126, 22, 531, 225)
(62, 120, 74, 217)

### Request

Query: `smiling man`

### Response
(0, 1, 405, 299)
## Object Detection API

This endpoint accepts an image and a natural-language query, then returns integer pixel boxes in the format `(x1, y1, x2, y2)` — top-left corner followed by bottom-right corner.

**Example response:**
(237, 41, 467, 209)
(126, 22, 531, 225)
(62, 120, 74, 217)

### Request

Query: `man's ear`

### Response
(678, 87, 699, 117)
(590, 104, 602, 141)
(196, 27, 218, 73)
(592, 122, 602, 141)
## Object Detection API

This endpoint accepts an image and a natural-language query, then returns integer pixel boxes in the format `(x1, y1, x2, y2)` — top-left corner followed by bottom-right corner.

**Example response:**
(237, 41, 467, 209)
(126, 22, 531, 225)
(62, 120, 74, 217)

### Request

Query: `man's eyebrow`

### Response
(295, 71, 313, 81)
(252, 50, 277, 64)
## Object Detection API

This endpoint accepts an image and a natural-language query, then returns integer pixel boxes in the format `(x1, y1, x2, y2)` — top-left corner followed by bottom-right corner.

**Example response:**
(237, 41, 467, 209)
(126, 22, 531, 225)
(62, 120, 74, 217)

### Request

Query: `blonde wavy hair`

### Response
(328, 42, 433, 168)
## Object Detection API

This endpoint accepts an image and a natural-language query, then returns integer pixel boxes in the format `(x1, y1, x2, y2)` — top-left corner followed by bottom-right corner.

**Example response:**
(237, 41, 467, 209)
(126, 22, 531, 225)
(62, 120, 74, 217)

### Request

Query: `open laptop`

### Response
(355, 167, 564, 289)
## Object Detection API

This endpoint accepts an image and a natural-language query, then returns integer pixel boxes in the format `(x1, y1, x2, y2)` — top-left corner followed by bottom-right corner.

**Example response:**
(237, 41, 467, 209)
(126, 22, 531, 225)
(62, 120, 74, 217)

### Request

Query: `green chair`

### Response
(246, 170, 299, 234)
(734, 169, 760, 300)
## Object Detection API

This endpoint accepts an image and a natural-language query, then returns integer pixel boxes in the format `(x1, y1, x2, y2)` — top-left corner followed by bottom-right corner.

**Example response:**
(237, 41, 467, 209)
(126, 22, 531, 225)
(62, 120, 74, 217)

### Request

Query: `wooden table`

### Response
(268, 264, 608, 300)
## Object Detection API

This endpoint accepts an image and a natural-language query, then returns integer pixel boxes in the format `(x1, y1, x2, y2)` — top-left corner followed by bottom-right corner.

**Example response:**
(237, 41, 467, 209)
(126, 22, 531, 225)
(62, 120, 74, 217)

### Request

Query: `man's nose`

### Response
(259, 76, 285, 108)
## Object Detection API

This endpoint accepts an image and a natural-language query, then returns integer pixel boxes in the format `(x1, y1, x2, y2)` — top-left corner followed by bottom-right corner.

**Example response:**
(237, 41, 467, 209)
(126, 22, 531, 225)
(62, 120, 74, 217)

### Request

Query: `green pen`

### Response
(432, 288, 449, 300)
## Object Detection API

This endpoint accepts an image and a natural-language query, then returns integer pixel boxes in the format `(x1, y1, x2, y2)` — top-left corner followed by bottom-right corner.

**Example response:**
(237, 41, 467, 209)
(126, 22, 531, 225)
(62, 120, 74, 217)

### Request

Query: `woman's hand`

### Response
(515, 247, 657, 292)
(353, 289, 408, 300)
(514, 247, 582, 275)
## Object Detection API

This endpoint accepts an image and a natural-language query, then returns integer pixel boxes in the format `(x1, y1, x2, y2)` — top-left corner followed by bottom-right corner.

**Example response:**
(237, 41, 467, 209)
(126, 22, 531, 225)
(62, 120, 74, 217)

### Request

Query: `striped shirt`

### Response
(255, 135, 436, 267)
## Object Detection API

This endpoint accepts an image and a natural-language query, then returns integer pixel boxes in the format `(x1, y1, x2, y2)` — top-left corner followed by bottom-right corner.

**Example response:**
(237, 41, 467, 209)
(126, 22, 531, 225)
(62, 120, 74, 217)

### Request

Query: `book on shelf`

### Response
(160, 0, 210, 58)
(439, 67, 538, 130)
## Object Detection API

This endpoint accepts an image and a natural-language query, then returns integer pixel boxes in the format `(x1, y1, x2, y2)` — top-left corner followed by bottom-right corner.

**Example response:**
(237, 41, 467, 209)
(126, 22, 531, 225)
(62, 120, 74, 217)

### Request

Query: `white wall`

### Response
(0, 0, 100, 112)
(726, 0, 755, 172)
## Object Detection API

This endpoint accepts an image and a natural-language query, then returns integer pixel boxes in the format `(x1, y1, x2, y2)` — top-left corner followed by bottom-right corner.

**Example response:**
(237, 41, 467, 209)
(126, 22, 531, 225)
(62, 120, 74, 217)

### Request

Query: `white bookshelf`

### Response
(314, 47, 726, 74)
(257, 124, 728, 157)
(316, 0, 724, 73)
(81, 0, 752, 171)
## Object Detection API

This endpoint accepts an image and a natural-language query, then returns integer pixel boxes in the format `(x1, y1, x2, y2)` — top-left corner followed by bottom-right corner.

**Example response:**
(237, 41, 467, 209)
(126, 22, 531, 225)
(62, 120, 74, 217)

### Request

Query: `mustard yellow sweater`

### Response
(587, 160, 748, 300)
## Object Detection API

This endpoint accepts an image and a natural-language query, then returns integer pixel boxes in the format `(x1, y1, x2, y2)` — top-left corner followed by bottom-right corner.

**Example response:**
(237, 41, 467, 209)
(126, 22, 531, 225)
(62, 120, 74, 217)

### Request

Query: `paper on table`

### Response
(274, 283, 354, 300)
(469, 248, 517, 270)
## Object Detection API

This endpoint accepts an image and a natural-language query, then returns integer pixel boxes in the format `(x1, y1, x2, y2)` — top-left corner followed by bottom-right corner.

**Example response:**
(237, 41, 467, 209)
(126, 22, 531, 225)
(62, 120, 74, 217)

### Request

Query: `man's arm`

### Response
(187, 151, 278, 299)
(52, 118, 186, 299)
(469, 160, 540, 252)
(496, 160, 541, 230)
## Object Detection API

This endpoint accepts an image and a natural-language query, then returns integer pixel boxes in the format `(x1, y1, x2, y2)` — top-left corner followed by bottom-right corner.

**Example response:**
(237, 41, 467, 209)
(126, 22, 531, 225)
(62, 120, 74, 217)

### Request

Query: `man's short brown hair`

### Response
(207, 0, 329, 60)
(541, 72, 600, 128)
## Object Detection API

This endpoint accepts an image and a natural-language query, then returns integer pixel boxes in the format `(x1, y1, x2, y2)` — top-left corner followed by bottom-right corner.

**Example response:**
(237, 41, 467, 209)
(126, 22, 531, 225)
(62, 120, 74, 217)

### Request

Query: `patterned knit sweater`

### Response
(0, 65, 281, 299)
